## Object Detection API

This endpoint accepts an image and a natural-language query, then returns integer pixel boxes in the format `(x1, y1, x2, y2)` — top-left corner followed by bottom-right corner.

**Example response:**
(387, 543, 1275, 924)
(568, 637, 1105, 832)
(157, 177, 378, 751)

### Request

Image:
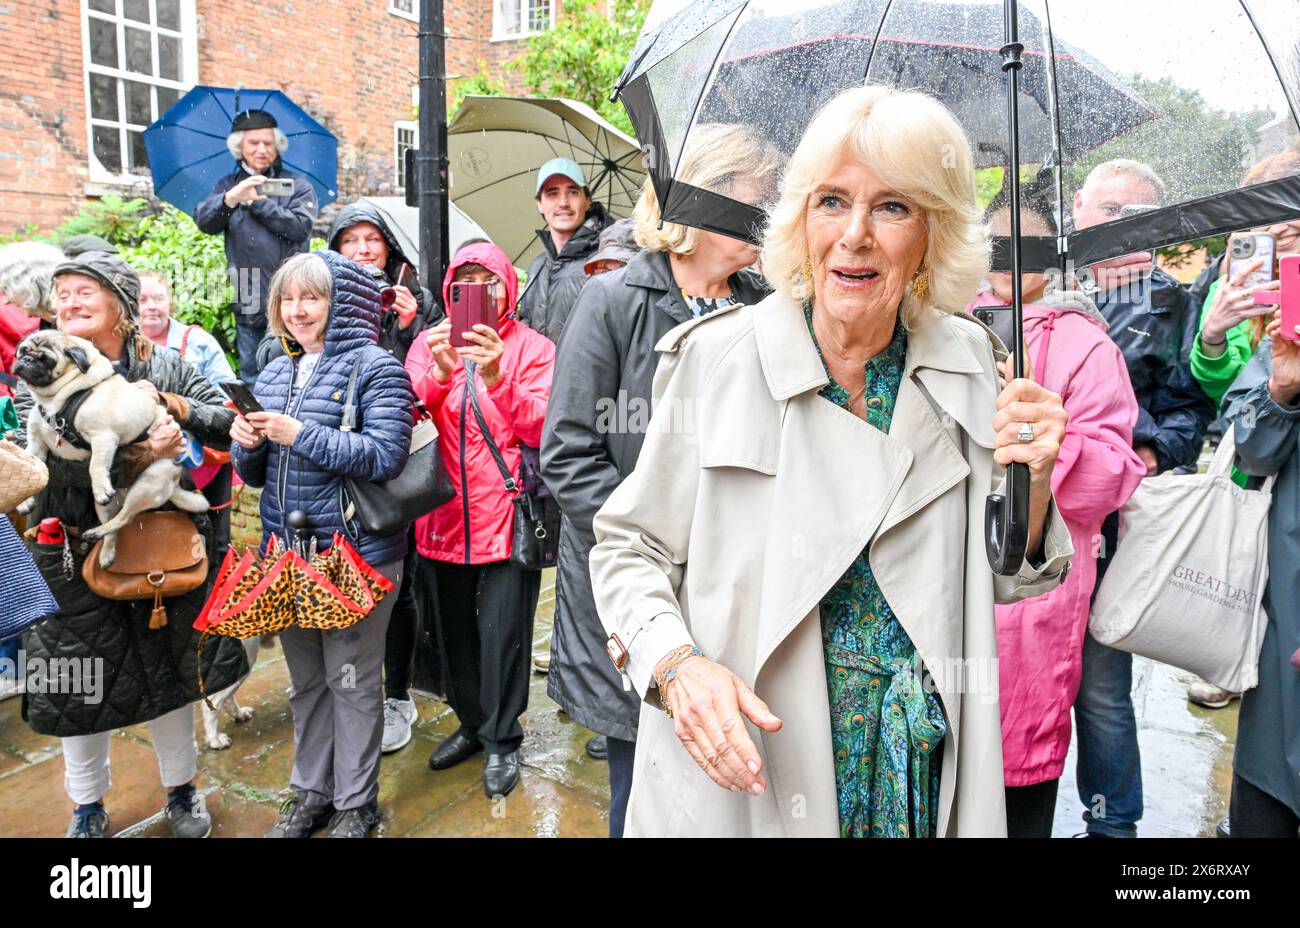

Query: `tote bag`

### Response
(1089, 428, 1273, 692)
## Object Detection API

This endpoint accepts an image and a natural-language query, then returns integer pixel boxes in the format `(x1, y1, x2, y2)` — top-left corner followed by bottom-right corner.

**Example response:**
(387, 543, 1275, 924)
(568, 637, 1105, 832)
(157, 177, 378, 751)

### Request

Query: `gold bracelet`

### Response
(654, 645, 702, 717)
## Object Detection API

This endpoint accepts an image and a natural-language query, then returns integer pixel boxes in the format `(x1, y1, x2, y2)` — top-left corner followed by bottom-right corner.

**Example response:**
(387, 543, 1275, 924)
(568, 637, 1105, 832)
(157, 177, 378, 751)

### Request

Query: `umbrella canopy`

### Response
(448, 95, 647, 266)
(144, 86, 338, 215)
(354, 196, 493, 269)
(620, 0, 1300, 268)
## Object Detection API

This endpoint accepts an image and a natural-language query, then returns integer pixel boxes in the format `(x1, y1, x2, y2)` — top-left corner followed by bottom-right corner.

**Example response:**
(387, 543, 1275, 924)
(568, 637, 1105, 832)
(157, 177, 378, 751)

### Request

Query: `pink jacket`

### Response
(406, 243, 555, 564)
(967, 289, 1146, 786)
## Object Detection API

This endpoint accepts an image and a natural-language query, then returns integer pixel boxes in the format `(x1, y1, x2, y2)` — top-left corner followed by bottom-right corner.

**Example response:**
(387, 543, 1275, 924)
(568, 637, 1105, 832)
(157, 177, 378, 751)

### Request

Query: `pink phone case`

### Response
(449, 282, 497, 348)
(1253, 254, 1300, 340)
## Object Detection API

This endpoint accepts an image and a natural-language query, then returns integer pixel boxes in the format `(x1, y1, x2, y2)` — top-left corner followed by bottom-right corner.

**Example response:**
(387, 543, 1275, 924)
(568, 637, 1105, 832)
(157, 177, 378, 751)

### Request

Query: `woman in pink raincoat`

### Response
(967, 187, 1146, 837)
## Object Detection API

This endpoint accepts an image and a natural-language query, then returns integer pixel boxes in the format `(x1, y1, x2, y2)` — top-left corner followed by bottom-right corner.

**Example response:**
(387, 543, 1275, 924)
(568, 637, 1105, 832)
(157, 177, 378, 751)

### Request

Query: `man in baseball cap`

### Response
(517, 157, 611, 343)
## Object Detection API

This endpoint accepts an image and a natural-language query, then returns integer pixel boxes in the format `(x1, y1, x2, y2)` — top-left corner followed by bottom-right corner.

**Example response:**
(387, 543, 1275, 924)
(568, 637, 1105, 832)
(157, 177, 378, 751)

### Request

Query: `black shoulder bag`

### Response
(340, 356, 455, 535)
(465, 366, 560, 570)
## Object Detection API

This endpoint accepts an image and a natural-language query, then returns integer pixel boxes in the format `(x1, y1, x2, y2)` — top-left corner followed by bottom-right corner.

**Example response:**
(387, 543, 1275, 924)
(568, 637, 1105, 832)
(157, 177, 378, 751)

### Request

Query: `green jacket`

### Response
(1190, 276, 1253, 487)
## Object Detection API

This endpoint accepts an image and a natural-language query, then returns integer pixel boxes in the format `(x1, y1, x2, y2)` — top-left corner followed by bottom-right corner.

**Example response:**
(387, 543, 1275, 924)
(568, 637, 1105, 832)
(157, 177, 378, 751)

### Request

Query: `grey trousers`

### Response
(280, 559, 402, 811)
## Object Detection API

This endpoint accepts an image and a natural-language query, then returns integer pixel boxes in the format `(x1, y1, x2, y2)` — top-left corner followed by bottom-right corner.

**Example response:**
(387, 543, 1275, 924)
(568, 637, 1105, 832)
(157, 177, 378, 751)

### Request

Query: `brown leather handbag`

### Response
(82, 511, 208, 629)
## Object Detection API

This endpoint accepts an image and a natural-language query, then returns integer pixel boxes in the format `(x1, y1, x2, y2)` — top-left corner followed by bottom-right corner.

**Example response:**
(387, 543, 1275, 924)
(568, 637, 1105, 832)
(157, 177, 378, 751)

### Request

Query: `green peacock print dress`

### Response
(804, 305, 948, 838)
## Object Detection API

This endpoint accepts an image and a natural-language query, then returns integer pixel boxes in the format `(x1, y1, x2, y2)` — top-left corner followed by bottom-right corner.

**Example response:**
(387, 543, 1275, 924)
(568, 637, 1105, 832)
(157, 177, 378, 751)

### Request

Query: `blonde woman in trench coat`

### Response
(589, 86, 1075, 838)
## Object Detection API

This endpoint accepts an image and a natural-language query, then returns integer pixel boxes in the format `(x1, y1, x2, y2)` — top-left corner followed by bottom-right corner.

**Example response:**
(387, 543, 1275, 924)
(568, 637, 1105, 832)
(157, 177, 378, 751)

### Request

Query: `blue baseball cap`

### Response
(535, 157, 587, 196)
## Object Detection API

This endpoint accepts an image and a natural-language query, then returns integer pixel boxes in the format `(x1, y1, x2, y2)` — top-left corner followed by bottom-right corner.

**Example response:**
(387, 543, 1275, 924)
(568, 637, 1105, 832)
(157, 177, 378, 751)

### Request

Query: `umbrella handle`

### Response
(985, 461, 1030, 576)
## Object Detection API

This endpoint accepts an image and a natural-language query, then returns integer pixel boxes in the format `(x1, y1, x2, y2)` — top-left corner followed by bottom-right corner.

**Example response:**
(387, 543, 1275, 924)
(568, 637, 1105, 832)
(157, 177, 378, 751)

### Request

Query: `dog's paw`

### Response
(82, 526, 104, 542)
(234, 706, 255, 723)
(16, 497, 36, 516)
(207, 733, 232, 750)
(94, 490, 117, 507)
(96, 547, 117, 570)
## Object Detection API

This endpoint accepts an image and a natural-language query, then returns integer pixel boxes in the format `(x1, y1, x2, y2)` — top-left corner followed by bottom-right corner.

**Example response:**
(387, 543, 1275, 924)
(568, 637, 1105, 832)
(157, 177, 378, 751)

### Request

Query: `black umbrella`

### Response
(617, 0, 1300, 572)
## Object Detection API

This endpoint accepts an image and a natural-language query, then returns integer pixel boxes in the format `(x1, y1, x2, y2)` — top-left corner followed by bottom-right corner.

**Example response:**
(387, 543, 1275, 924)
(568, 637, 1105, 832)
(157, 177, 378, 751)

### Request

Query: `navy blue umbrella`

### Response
(144, 86, 338, 214)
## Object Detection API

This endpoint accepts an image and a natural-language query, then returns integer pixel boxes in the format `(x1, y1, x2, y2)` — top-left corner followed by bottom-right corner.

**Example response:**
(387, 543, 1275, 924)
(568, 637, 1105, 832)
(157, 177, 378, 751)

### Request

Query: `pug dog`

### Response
(13, 330, 209, 568)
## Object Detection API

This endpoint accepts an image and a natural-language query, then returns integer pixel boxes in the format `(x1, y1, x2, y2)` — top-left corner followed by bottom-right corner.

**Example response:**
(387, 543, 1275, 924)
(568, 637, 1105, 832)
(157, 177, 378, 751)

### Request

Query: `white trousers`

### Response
(61, 704, 197, 805)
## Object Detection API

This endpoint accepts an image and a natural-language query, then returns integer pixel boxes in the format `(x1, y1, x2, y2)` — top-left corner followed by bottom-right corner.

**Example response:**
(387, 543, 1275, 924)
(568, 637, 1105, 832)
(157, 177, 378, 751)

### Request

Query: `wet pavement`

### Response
(0, 570, 1234, 838)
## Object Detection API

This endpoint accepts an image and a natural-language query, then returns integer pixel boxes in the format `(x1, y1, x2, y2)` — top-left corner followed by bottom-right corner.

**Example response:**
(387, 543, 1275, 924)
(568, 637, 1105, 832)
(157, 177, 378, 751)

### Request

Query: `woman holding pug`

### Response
(231, 250, 413, 839)
(403, 242, 555, 800)
(13, 251, 246, 838)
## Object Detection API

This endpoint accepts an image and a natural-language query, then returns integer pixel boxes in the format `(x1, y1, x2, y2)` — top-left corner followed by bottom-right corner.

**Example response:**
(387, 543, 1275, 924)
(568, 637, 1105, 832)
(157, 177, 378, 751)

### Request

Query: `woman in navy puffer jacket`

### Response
(232, 249, 413, 838)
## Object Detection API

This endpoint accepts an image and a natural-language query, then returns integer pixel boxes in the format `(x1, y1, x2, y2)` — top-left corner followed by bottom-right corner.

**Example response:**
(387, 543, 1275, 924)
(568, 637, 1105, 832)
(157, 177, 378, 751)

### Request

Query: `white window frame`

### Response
(395, 121, 418, 192)
(492, 0, 556, 41)
(388, 0, 418, 23)
(80, 0, 199, 185)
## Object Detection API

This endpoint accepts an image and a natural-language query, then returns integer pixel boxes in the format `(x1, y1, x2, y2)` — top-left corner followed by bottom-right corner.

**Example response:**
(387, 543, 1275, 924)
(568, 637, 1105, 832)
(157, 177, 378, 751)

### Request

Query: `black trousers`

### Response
(1230, 773, 1300, 838)
(384, 534, 422, 701)
(1005, 778, 1059, 838)
(425, 557, 540, 754)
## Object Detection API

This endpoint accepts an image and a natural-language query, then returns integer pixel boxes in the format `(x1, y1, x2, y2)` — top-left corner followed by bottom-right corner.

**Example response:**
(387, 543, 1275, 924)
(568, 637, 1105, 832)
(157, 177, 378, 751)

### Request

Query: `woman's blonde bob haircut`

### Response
(633, 122, 785, 256)
(761, 85, 990, 328)
(267, 252, 333, 342)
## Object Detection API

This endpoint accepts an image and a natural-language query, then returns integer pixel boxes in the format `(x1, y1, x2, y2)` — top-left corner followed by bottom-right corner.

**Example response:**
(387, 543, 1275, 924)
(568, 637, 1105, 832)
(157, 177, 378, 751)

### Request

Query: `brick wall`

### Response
(1, 0, 527, 235)
(0, 1, 93, 233)
(229, 482, 261, 550)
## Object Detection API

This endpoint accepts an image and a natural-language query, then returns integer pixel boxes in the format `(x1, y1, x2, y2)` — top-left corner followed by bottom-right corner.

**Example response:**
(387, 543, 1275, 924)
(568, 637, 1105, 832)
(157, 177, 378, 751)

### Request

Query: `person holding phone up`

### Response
(1218, 312, 1300, 838)
(1178, 151, 1300, 719)
(327, 203, 444, 363)
(1191, 152, 1300, 413)
(194, 109, 317, 390)
(231, 250, 414, 839)
(403, 242, 555, 800)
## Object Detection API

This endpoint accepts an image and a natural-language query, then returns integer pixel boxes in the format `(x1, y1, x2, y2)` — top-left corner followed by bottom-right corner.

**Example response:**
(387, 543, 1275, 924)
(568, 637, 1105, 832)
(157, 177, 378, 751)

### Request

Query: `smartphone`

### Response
(449, 281, 497, 349)
(1227, 232, 1277, 289)
(259, 177, 294, 197)
(381, 264, 421, 310)
(1279, 254, 1300, 341)
(220, 381, 264, 416)
(970, 305, 1018, 351)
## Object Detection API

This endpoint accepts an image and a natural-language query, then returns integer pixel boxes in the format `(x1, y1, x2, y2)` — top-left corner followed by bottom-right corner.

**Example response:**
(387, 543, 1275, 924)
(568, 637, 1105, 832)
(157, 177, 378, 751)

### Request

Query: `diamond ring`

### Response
(1016, 423, 1035, 443)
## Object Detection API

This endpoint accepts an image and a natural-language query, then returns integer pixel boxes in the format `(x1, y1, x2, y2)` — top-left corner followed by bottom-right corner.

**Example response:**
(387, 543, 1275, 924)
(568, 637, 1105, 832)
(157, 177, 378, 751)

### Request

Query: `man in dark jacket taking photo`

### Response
(194, 108, 317, 388)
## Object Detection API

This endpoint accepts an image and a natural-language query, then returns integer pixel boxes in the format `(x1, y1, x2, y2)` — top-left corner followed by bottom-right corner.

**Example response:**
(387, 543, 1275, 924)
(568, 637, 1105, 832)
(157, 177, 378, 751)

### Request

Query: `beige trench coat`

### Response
(590, 290, 1073, 837)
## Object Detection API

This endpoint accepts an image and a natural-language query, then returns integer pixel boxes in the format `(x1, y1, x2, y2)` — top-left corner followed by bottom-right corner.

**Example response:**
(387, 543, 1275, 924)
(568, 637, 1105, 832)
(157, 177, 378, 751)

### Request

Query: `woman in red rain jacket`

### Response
(405, 242, 555, 799)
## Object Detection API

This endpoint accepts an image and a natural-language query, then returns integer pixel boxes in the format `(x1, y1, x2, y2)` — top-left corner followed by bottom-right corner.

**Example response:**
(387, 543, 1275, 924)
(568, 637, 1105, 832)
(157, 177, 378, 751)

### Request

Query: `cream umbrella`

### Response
(448, 96, 646, 267)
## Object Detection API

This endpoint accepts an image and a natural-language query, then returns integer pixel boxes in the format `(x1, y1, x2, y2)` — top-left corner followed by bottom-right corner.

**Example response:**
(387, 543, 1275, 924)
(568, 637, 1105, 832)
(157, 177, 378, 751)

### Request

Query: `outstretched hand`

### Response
(657, 653, 783, 795)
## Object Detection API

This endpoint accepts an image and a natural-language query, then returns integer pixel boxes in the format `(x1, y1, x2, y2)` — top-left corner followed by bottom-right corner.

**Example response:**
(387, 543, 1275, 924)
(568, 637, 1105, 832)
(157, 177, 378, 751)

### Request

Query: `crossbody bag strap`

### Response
(464, 365, 519, 496)
(340, 355, 361, 432)
(179, 323, 201, 359)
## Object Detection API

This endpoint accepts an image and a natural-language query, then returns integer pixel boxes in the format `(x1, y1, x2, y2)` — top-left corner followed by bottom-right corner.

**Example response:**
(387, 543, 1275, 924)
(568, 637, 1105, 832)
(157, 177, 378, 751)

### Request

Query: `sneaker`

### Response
(381, 697, 418, 754)
(164, 784, 212, 838)
(1188, 680, 1240, 709)
(326, 801, 381, 838)
(532, 652, 551, 674)
(265, 790, 334, 838)
(66, 803, 109, 838)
